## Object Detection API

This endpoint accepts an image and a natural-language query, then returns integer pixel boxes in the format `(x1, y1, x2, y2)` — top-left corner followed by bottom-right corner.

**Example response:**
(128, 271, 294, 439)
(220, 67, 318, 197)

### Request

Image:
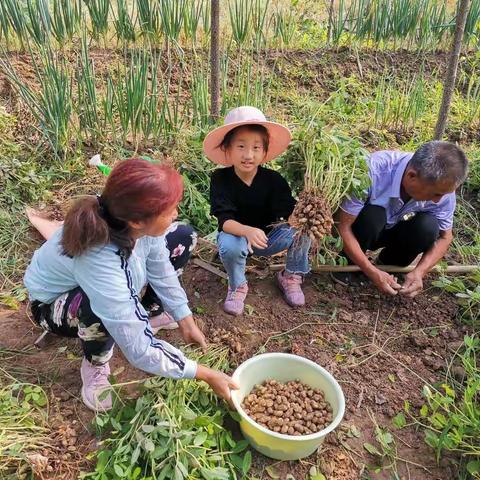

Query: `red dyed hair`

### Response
(104, 158, 183, 222)
(62, 158, 183, 256)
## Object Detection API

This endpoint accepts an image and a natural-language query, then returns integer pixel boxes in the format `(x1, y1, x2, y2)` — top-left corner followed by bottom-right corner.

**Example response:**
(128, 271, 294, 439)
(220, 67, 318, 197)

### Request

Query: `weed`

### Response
(433, 271, 480, 326)
(0, 379, 50, 476)
(411, 335, 480, 478)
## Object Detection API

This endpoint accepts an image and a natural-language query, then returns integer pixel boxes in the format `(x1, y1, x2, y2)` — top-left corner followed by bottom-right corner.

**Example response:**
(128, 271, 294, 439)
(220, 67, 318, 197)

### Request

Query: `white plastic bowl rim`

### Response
(231, 352, 346, 442)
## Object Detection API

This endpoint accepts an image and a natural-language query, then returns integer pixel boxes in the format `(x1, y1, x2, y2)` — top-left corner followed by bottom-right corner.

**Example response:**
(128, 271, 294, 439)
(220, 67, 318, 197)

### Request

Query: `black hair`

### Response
(218, 124, 270, 152)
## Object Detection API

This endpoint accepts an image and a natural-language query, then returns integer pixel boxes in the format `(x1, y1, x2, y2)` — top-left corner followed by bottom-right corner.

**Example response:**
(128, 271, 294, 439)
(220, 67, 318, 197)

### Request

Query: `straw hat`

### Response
(203, 106, 291, 166)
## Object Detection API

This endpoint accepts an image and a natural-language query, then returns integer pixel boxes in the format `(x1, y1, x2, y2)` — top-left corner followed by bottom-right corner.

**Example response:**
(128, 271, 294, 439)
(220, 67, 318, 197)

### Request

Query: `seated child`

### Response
(204, 106, 311, 316)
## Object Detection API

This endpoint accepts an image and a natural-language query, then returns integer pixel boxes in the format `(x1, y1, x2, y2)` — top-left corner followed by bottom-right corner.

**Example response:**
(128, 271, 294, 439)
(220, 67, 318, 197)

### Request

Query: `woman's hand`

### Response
(178, 316, 207, 350)
(244, 226, 268, 252)
(196, 365, 239, 407)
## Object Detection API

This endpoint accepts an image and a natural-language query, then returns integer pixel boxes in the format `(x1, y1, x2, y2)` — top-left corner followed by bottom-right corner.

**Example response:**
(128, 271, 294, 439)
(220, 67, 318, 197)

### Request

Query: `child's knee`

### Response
(218, 234, 248, 261)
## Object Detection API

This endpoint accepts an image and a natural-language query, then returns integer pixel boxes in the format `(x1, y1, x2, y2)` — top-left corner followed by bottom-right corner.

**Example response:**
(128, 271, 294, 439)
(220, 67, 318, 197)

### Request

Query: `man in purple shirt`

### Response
(335, 141, 468, 297)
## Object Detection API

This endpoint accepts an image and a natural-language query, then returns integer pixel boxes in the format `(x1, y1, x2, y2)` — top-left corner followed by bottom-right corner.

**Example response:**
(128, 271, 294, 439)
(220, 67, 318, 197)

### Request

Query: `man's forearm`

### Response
(413, 235, 452, 277)
(339, 226, 376, 275)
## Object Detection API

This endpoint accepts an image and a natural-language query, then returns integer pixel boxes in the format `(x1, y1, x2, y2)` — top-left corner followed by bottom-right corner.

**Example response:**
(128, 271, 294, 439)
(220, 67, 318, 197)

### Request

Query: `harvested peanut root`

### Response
(289, 190, 334, 245)
(241, 379, 333, 435)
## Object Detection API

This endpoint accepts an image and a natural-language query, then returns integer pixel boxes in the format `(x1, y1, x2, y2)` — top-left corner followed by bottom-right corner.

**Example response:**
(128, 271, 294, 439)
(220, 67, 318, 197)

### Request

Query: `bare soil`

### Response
(0, 257, 468, 479)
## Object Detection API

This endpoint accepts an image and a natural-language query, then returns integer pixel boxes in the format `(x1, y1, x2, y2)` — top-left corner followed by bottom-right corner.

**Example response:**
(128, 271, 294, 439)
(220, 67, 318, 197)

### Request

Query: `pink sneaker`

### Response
(150, 311, 178, 335)
(80, 357, 112, 412)
(277, 271, 305, 307)
(223, 283, 248, 316)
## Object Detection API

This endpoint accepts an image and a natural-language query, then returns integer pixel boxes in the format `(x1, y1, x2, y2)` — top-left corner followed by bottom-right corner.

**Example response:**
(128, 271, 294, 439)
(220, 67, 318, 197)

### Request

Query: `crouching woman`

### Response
(24, 158, 237, 411)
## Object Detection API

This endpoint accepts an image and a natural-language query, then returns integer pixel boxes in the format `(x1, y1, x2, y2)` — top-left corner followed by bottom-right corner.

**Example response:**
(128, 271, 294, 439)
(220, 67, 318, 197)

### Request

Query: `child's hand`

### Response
(244, 227, 268, 252)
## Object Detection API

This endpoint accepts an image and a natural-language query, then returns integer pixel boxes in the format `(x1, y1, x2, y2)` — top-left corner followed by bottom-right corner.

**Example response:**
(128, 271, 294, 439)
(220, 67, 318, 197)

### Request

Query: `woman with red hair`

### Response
(24, 158, 237, 411)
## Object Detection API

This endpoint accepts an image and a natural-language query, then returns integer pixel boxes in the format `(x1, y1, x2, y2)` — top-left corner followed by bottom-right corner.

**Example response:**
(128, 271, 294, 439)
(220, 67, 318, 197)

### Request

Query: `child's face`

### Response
(226, 128, 266, 174)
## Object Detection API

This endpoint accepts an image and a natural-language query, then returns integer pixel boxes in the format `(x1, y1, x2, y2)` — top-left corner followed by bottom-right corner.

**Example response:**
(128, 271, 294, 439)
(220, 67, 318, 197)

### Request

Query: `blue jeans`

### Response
(217, 224, 311, 290)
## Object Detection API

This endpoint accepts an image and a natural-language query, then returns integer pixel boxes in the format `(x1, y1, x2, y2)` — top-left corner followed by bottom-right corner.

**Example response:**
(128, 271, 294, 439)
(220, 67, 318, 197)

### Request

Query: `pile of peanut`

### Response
(241, 379, 333, 435)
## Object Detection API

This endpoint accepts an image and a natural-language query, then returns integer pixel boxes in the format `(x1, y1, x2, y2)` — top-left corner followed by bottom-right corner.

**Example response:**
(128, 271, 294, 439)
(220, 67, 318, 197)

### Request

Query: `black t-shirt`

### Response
(210, 166, 296, 232)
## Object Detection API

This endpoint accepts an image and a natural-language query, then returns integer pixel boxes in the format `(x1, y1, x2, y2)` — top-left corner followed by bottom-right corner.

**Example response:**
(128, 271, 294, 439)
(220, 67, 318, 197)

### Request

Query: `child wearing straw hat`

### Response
(204, 106, 311, 316)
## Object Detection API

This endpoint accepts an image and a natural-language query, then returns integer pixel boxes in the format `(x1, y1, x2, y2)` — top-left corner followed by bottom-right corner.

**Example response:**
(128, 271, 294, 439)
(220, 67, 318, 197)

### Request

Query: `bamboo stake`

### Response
(269, 264, 479, 274)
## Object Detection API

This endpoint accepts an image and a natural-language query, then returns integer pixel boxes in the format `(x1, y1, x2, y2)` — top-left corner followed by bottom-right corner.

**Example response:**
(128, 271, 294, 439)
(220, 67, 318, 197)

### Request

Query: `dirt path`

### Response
(0, 263, 466, 479)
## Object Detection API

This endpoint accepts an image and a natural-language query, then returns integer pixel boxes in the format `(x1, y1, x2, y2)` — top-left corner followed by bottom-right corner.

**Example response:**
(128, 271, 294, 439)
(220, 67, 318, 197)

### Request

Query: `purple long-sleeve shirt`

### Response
(340, 150, 456, 231)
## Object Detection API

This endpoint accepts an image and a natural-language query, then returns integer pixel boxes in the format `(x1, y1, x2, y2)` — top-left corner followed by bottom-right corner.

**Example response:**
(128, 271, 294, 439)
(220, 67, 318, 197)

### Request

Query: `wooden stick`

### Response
(269, 264, 479, 274)
(192, 258, 228, 279)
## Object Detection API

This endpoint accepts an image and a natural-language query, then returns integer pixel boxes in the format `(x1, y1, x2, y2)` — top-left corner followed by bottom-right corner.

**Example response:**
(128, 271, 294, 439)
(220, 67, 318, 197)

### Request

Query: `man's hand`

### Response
(400, 270, 424, 298)
(367, 267, 402, 295)
(178, 316, 207, 350)
(196, 365, 239, 407)
(244, 226, 268, 253)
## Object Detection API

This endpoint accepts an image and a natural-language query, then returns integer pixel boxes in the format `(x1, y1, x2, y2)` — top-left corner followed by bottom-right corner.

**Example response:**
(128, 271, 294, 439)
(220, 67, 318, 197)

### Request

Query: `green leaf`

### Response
(143, 438, 155, 452)
(242, 451, 252, 475)
(424, 430, 439, 449)
(152, 444, 170, 459)
(309, 467, 326, 480)
(194, 431, 208, 446)
(265, 465, 280, 479)
(428, 328, 438, 337)
(420, 404, 428, 417)
(431, 412, 447, 429)
(441, 383, 455, 398)
(392, 412, 406, 429)
(200, 467, 230, 480)
(98, 389, 111, 402)
(34, 393, 47, 407)
(229, 410, 241, 422)
(245, 304, 254, 315)
(0, 294, 20, 310)
(174, 465, 184, 480)
(363, 442, 382, 457)
(467, 461, 480, 475)
(132, 467, 142, 479)
(131, 445, 141, 465)
(232, 439, 249, 453)
(230, 454, 244, 470)
(349, 424, 361, 437)
(111, 418, 122, 431)
(379, 431, 393, 445)
(113, 464, 125, 477)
